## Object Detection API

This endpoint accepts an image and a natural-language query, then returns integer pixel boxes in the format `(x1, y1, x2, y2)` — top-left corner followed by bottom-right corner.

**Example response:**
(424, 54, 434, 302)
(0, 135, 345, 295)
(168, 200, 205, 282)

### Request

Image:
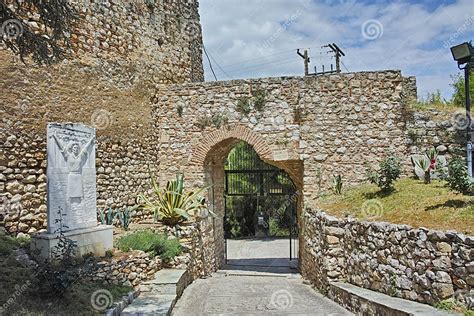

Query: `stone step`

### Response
(329, 282, 459, 316)
(121, 269, 189, 316)
(121, 294, 176, 316)
(141, 269, 189, 296)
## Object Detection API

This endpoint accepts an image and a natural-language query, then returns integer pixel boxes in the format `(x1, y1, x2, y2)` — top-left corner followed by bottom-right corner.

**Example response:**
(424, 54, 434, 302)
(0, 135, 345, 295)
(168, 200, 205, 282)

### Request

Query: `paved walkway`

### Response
(226, 238, 298, 273)
(172, 271, 352, 316)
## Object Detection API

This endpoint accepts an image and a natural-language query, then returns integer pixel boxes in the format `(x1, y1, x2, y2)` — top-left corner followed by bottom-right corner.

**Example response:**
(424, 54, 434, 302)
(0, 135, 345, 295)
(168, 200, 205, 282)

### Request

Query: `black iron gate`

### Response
(223, 142, 298, 262)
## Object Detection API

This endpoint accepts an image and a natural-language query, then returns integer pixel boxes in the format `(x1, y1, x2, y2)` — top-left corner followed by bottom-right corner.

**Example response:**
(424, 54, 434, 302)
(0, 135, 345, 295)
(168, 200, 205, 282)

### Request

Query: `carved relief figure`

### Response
(50, 131, 95, 218)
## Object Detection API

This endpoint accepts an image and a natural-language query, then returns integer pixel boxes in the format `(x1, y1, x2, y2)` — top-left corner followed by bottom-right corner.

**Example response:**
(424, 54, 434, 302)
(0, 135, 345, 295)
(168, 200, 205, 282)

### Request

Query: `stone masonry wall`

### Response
(152, 71, 411, 199)
(1, 0, 204, 86)
(1, 0, 203, 235)
(301, 208, 474, 308)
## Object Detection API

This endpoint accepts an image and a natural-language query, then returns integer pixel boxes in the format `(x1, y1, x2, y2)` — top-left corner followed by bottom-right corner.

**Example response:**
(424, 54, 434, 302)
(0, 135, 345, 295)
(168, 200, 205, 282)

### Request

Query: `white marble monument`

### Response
(32, 123, 113, 259)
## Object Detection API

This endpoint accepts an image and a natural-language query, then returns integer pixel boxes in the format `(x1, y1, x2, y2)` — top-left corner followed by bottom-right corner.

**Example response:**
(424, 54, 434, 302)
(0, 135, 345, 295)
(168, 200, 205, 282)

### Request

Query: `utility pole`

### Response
(328, 43, 345, 73)
(297, 49, 310, 76)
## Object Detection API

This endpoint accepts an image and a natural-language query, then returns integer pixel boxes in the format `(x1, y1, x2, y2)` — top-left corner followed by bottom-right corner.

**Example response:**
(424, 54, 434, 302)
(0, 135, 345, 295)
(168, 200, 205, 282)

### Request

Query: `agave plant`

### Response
(414, 148, 438, 184)
(117, 206, 136, 231)
(138, 174, 210, 226)
(98, 207, 116, 225)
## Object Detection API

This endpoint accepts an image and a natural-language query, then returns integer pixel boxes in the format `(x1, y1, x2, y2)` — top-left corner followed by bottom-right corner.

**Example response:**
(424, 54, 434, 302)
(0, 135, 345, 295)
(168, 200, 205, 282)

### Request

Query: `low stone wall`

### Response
(301, 208, 473, 308)
(87, 217, 223, 287)
(92, 251, 162, 288)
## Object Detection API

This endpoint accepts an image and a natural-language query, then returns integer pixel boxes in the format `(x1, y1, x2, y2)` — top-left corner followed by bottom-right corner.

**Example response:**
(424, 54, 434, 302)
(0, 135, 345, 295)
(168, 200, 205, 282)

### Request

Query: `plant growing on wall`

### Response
(252, 89, 266, 111)
(366, 155, 402, 193)
(195, 116, 212, 130)
(177, 104, 184, 117)
(211, 112, 229, 128)
(407, 129, 420, 146)
(236, 97, 251, 114)
(293, 107, 304, 124)
(332, 175, 343, 195)
(138, 174, 210, 226)
(413, 148, 438, 184)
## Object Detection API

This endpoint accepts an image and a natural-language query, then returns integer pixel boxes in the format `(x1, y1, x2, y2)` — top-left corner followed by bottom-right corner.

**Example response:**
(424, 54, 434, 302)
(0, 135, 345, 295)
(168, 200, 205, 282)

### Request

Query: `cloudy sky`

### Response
(198, 0, 473, 101)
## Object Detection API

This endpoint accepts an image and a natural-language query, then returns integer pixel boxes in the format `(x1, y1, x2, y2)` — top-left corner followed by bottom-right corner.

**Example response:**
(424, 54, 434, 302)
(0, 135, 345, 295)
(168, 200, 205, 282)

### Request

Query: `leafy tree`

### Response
(0, 0, 77, 64)
(451, 70, 474, 107)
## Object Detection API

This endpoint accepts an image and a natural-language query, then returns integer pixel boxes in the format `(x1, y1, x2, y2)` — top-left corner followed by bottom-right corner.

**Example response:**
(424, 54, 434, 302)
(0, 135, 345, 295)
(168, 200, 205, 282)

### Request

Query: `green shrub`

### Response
(366, 156, 402, 192)
(116, 231, 182, 262)
(444, 157, 472, 194)
(268, 218, 289, 237)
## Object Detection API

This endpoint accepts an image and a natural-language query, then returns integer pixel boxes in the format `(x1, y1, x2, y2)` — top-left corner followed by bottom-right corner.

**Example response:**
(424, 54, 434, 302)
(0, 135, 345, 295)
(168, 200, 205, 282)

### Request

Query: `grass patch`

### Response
(2, 280, 132, 315)
(116, 230, 182, 262)
(435, 299, 474, 316)
(316, 178, 474, 235)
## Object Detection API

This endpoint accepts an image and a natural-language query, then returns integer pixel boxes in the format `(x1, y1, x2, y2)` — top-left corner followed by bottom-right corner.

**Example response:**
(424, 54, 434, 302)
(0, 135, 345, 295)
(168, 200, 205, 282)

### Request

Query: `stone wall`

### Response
(1, 0, 203, 86)
(1, 0, 203, 235)
(405, 108, 465, 157)
(301, 208, 473, 308)
(1, 129, 159, 235)
(152, 71, 411, 198)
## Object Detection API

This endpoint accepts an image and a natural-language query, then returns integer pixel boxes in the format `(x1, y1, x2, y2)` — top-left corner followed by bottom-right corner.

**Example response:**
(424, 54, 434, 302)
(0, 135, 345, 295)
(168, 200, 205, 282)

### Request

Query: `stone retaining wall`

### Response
(301, 208, 473, 308)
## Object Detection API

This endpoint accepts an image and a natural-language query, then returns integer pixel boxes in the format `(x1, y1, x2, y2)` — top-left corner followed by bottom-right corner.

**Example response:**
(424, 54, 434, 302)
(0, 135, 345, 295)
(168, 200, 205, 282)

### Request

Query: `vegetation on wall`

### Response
(252, 89, 266, 111)
(116, 230, 182, 262)
(236, 97, 251, 114)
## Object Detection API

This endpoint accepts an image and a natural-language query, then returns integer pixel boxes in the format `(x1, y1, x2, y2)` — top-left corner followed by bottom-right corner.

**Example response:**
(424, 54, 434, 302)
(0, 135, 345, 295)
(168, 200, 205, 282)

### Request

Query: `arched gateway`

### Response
(192, 125, 304, 270)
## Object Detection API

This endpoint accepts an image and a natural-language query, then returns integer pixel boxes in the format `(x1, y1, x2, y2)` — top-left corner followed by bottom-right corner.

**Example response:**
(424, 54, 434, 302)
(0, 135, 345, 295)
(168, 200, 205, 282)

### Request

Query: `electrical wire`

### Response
(206, 48, 234, 80)
(203, 44, 218, 81)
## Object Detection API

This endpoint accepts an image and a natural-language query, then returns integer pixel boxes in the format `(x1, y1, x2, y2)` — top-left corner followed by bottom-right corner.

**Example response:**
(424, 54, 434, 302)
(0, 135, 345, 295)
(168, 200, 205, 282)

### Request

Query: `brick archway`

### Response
(190, 125, 273, 166)
(192, 125, 304, 269)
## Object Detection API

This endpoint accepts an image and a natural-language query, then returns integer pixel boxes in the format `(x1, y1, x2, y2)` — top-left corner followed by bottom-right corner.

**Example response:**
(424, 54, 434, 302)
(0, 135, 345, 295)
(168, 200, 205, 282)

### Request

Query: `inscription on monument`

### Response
(47, 123, 97, 233)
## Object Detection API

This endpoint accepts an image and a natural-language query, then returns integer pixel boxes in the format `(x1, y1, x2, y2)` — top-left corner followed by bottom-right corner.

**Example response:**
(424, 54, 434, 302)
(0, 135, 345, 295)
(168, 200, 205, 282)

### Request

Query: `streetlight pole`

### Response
(465, 63, 472, 177)
(450, 42, 473, 177)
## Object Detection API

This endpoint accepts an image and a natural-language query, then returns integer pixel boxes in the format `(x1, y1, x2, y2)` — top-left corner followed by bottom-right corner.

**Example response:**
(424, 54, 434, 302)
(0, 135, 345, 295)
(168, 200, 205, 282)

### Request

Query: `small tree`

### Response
(444, 157, 472, 194)
(451, 71, 474, 107)
(366, 156, 402, 192)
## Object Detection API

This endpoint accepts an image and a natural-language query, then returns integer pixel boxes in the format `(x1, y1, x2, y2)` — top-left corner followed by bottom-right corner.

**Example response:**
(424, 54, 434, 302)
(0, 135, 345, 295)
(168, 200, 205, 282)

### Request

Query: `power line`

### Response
(206, 48, 234, 80)
(219, 48, 297, 68)
(203, 45, 218, 81)
(341, 61, 350, 72)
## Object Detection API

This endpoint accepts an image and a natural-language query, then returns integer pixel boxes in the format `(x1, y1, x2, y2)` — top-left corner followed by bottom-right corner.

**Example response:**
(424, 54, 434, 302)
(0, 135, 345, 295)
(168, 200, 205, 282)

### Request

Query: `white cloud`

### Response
(199, 0, 474, 99)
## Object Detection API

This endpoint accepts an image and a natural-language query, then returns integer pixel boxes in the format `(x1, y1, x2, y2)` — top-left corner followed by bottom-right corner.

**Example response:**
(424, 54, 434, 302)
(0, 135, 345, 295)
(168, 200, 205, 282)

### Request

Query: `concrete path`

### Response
(172, 271, 352, 316)
(226, 238, 298, 273)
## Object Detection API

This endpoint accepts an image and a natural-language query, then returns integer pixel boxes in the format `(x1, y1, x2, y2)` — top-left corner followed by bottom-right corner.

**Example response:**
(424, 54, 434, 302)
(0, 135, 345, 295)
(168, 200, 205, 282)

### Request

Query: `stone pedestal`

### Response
(31, 225, 113, 259)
